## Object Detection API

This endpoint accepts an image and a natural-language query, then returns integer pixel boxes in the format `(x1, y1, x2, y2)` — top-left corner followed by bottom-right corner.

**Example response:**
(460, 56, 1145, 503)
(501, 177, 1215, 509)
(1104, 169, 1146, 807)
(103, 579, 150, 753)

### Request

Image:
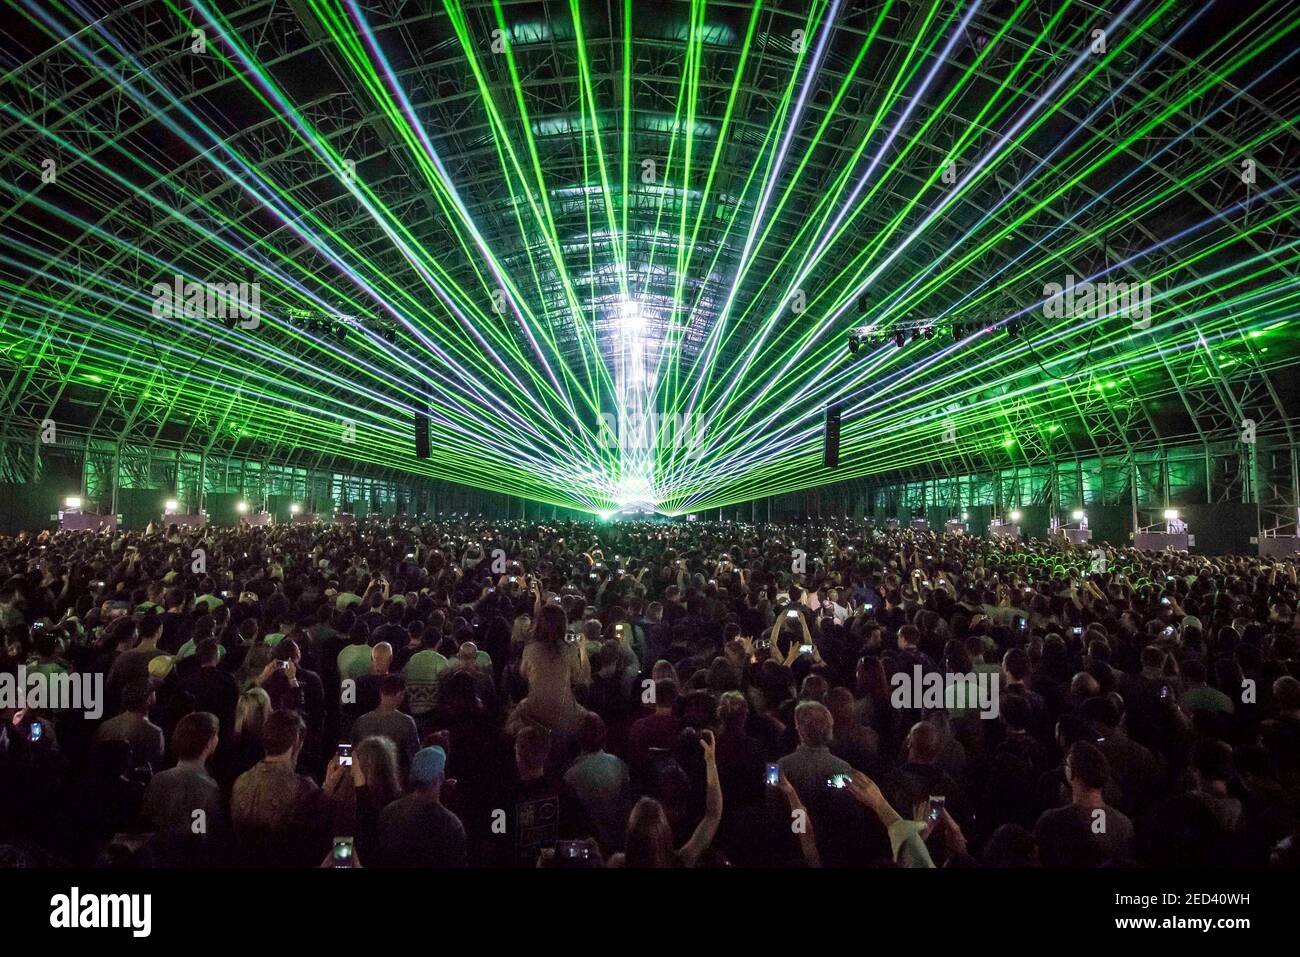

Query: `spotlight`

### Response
(164, 499, 179, 513)
(894, 331, 906, 348)
(848, 335, 861, 356)
(290, 503, 301, 515)
(961, 511, 970, 521)
(1006, 317, 1023, 339)
(1009, 509, 1023, 523)
(1071, 509, 1085, 521)
(1162, 508, 1179, 520)
(236, 501, 249, 514)
(64, 496, 82, 510)
(617, 298, 644, 336)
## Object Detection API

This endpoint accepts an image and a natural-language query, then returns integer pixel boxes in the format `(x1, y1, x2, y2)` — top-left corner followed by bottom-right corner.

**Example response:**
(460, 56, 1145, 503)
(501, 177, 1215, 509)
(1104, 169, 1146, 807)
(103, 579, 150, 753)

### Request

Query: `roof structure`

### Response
(1, 0, 1298, 515)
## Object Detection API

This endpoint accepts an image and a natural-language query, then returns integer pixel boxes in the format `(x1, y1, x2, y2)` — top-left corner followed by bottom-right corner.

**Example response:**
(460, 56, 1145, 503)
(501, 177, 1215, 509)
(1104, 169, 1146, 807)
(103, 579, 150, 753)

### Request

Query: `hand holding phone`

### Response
(331, 836, 355, 868)
(926, 795, 945, 825)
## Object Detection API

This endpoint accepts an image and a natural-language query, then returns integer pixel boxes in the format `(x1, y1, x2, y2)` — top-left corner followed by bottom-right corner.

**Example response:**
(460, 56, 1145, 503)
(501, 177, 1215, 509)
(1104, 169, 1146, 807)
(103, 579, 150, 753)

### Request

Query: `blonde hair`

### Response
(511, 614, 532, 645)
(234, 686, 272, 740)
(354, 736, 403, 802)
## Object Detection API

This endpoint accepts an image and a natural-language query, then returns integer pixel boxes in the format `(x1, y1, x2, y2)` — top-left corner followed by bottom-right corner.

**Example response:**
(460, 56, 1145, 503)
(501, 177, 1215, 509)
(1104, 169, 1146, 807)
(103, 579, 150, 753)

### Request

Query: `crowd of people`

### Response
(1, 516, 1297, 868)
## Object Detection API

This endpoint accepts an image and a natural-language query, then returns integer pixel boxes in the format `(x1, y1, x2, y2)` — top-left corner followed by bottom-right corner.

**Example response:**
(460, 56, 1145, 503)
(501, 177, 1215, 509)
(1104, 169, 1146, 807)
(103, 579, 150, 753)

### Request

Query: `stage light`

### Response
(1163, 508, 1179, 520)
(1006, 317, 1023, 339)
(961, 512, 970, 521)
(923, 327, 935, 339)
(64, 496, 82, 509)
(856, 294, 868, 314)
(894, 332, 905, 348)
(848, 335, 861, 356)
(617, 298, 644, 335)
(1071, 509, 1085, 521)
(164, 499, 179, 513)
(290, 503, 301, 515)
(236, 501, 249, 514)
(1010, 509, 1023, 522)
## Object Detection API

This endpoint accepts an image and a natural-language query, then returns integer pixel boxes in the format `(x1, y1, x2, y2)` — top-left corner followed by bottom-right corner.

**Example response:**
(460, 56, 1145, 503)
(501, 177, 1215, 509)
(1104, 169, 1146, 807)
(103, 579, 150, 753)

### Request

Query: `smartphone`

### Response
(1160, 597, 1170, 605)
(331, 836, 355, 868)
(764, 763, 780, 786)
(1071, 626, 1083, 636)
(864, 602, 873, 610)
(28, 720, 42, 743)
(927, 795, 945, 824)
(786, 610, 799, 619)
(1160, 685, 1170, 700)
(337, 743, 352, 767)
(556, 840, 592, 861)
(827, 773, 851, 789)
(799, 643, 813, 655)
(276, 660, 289, 670)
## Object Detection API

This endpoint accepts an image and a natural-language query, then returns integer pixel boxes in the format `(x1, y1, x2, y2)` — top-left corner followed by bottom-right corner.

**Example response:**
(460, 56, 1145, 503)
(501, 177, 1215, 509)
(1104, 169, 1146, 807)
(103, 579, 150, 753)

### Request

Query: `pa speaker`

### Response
(414, 410, 430, 458)
(823, 403, 842, 468)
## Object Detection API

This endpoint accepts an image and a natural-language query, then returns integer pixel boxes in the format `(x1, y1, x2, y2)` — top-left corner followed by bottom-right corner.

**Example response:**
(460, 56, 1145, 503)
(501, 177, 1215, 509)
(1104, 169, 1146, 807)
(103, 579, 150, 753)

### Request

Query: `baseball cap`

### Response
(148, 655, 175, 681)
(409, 746, 447, 786)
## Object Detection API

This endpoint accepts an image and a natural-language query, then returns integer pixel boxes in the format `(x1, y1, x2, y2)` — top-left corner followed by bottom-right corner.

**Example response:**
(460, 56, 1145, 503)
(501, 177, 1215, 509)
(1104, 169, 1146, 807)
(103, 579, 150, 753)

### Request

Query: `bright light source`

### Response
(1071, 509, 1085, 521)
(614, 475, 653, 509)
(164, 499, 179, 513)
(236, 501, 249, 514)
(1009, 509, 1023, 523)
(64, 496, 82, 509)
(1163, 508, 1179, 520)
(289, 503, 301, 515)
(961, 512, 969, 521)
(617, 298, 644, 335)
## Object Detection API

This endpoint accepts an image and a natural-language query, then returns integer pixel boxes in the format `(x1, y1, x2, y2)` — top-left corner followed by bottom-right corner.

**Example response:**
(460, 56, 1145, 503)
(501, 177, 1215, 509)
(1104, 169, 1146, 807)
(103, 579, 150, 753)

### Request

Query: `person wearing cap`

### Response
(376, 745, 467, 867)
(147, 653, 175, 686)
